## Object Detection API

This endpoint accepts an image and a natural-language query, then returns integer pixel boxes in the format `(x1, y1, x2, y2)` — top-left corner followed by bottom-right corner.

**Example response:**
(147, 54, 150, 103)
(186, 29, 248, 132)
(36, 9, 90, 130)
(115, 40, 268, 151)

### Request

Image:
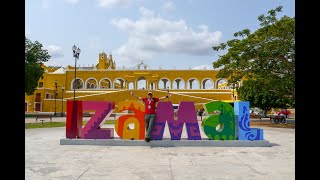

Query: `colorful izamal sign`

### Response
(66, 100, 263, 141)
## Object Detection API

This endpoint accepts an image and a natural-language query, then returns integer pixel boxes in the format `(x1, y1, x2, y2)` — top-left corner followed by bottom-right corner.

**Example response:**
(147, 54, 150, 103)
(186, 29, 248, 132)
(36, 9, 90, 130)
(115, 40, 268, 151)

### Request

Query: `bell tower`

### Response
(96, 51, 116, 69)
(97, 52, 108, 69)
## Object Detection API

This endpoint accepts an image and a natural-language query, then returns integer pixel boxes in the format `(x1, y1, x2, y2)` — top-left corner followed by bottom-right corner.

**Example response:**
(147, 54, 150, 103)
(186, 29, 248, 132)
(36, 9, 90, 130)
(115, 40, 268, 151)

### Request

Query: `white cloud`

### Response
(44, 60, 59, 67)
(192, 64, 213, 70)
(65, 0, 79, 4)
(97, 0, 132, 8)
(111, 7, 222, 65)
(113, 46, 154, 68)
(162, 1, 174, 11)
(46, 45, 64, 59)
(139, 6, 154, 17)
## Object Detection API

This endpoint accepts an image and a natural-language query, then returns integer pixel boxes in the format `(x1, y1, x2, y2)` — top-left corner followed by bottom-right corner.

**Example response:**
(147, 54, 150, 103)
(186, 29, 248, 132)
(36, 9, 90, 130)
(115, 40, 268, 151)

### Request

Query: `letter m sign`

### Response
(150, 101, 201, 140)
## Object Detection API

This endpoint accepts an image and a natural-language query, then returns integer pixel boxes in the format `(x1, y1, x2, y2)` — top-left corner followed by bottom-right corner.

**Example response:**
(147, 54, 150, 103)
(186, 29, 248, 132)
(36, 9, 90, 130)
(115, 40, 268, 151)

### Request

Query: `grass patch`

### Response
(25, 122, 66, 129)
(26, 120, 117, 129)
(25, 114, 37, 118)
(104, 120, 117, 124)
(250, 121, 295, 129)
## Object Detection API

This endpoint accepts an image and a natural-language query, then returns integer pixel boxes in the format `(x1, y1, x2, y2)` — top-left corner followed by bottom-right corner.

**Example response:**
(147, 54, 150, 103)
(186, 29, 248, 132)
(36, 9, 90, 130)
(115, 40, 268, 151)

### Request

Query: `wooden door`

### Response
(35, 103, 41, 111)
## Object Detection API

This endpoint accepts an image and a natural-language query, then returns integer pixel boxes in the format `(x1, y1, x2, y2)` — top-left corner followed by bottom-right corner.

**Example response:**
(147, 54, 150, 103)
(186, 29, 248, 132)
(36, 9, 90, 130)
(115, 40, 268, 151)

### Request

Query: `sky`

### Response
(25, 0, 295, 70)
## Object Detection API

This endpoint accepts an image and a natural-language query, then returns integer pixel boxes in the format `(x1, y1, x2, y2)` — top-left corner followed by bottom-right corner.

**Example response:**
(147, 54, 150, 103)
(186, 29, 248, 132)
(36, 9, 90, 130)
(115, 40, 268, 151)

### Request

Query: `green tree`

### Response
(25, 37, 51, 95)
(237, 79, 293, 112)
(212, 6, 295, 109)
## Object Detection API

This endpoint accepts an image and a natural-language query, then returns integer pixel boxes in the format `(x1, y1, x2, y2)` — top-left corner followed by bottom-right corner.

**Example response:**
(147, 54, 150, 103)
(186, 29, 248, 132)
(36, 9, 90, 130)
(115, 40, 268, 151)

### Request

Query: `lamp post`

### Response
(72, 45, 81, 101)
(61, 86, 65, 117)
(54, 80, 58, 116)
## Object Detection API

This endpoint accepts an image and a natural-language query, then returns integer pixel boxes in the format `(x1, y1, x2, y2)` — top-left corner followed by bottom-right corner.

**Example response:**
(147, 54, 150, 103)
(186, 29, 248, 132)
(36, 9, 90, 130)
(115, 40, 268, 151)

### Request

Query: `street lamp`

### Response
(54, 80, 58, 116)
(61, 86, 65, 117)
(72, 45, 81, 101)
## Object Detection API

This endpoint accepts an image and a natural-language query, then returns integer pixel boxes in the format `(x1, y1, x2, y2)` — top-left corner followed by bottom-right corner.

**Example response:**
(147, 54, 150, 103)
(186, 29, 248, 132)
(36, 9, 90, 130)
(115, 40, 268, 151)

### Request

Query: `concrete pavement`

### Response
(25, 125, 295, 180)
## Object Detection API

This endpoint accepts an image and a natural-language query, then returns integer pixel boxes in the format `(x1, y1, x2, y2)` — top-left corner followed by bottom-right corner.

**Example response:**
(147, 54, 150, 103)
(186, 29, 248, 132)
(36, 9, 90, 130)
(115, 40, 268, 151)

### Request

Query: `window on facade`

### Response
(35, 93, 41, 102)
(39, 82, 43, 88)
(73, 79, 83, 89)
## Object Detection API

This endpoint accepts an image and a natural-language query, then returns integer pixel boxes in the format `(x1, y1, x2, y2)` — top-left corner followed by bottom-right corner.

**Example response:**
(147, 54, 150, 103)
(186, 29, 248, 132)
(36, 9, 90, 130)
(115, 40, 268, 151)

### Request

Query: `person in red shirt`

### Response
(130, 91, 171, 142)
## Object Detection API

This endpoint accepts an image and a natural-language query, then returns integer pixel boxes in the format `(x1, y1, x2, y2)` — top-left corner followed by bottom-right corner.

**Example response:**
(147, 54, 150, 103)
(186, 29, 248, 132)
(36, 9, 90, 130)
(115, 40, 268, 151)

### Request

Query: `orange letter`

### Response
(115, 100, 145, 140)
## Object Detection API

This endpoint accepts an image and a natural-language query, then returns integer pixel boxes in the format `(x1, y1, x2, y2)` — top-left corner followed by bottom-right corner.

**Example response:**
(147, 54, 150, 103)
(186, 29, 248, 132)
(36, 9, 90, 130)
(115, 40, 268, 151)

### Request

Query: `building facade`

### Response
(25, 52, 241, 113)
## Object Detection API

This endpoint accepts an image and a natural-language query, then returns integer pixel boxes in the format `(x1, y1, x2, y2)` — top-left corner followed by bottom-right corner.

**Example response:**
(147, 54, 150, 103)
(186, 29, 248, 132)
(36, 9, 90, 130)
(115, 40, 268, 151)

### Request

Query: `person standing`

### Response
(130, 91, 171, 142)
(199, 108, 204, 121)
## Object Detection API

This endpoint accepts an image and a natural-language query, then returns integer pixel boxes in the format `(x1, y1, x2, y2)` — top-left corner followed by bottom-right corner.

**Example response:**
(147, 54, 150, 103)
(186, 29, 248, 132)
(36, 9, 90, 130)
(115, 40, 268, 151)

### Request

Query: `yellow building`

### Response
(25, 52, 241, 113)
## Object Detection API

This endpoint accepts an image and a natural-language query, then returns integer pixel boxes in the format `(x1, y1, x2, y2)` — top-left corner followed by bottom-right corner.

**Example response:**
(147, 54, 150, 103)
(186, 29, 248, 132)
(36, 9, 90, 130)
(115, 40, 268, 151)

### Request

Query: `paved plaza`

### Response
(25, 121, 294, 180)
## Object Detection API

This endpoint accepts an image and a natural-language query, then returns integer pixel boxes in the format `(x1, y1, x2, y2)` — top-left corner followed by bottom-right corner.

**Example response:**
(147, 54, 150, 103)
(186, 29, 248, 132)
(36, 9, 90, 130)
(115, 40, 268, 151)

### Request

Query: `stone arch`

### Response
(71, 78, 84, 89)
(114, 78, 125, 89)
(216, 78, 228, 89)
(172, 78, 185, 90)
(187, 78, 200, 89)
(158, 77, 171, 89)
(99, 78, 112, 89)
(201, 78, 214, 89)
(85, 78, 98, 89)
(137, 77, 146, 90)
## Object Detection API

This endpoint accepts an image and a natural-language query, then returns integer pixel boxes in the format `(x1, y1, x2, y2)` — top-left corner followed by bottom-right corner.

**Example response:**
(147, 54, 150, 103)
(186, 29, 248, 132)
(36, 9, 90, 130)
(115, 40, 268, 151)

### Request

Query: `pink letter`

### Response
(81, 101, 115, 139)
(151, 101, 201, 140)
